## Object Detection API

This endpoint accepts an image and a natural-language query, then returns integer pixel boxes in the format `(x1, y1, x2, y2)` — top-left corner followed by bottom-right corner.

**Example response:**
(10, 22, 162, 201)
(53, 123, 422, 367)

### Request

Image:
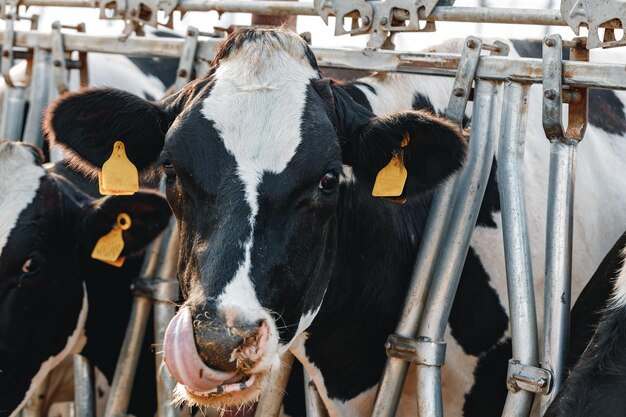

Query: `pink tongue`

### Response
(163, 307, 236, 393)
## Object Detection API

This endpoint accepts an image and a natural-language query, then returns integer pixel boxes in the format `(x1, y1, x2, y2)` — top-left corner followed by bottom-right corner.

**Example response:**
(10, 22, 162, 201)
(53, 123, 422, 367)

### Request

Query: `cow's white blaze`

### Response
(0, 142, 45, 256)
(201, 34, 317, 328)
(9, 284, 88, 417)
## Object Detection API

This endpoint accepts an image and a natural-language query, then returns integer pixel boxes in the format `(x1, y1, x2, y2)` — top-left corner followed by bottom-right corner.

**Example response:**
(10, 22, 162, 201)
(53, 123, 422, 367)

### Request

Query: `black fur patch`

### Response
(449, 248, 509, 356)
(340, 82, 374, 112)
(463, 339, 512, 417)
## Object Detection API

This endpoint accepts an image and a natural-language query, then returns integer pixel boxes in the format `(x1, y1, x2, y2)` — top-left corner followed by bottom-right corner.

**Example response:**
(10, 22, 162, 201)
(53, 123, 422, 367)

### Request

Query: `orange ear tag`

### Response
(91, 213, 132, 268)
(372, 133, 411, 201)
(98, 141, 139, 196)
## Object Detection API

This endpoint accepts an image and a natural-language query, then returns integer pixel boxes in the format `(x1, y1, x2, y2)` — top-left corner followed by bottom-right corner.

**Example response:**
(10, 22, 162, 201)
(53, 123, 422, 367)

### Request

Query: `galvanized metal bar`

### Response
(51, 21, 69, 94)
(415, 78, 500, 417)
(22, 47, 52, 148)
(0, 86, 27, 140)
(73, 354, 96, 417)
(153, 219, 180, 417)
(104, 231, 165, 417)
(254, 352, 295, 417)
(174, 27, 198, 91)
(304, 369, 326, 417)
(2, 30, 626, 91)
(540, 138, 577, 414)
(498, 81, 538, 417)
(370, 36, 482, 417)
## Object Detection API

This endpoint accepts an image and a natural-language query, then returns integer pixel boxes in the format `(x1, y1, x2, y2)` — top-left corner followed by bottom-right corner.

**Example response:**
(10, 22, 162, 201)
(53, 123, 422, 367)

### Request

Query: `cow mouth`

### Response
(164, 307, 265, 406)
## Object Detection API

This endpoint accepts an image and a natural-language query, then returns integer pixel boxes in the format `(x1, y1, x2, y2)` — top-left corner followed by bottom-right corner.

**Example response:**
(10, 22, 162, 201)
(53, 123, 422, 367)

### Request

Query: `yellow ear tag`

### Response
(98, 141, 139, 196)
(91, 213, 132, 268)
(372, 133, 411, 200)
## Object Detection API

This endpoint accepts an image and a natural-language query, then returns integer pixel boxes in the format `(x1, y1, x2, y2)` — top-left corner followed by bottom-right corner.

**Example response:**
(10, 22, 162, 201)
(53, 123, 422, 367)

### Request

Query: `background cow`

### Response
(41, 29, 626, 417)
(0, 140, 171, 417)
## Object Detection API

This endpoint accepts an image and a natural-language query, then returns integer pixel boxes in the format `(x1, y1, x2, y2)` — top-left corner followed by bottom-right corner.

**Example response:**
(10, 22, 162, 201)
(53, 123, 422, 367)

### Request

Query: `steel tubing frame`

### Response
(371, 36, 482, 417)
(498, 82, 539, 417)
(73, 354, 96, 417)
(254, 352, 295, 417)
(21, 47, 52, 147)
(0, 85, 26, 140)
(415, 78, 500, 417)
(540, 139, 577, 413)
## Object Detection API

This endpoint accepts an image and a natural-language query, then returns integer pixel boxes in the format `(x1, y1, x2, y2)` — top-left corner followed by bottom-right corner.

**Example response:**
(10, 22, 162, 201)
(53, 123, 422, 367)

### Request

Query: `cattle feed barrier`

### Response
(3, 2, 626, 416)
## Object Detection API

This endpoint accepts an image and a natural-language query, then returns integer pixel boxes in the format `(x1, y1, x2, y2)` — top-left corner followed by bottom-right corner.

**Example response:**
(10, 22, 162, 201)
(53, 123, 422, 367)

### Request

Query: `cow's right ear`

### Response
(43, 88, 171, 176)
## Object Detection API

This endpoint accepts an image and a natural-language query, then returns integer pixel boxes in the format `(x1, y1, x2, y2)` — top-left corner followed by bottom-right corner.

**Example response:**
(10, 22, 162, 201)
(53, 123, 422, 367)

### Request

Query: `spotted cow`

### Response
(0, 140, 171, 417)
(42, 30, 626, 417)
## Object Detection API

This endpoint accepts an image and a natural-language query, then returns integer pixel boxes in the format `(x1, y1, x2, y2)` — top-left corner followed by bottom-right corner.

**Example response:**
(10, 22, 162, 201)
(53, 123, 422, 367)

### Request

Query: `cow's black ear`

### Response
(329, 83, 468, 195)
(44, 88, 171, 176)
(77, 191, 171, 256)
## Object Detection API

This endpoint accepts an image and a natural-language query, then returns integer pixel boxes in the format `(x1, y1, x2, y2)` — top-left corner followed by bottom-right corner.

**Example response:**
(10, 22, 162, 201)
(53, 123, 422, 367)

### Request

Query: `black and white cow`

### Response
(0, 140, 171, 417)
(544, 231, 626, 417)
(41, 29, 626, 417)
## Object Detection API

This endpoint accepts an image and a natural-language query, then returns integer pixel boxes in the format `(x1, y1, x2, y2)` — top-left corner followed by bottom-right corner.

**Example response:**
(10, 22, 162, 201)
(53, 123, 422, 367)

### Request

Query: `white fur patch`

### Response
(0, 142, 45, 257)
(10, 284, 88, 417)
(610, 244, 626, 307)
(340, 164, 355, 185)
(201, 33, 317, 325)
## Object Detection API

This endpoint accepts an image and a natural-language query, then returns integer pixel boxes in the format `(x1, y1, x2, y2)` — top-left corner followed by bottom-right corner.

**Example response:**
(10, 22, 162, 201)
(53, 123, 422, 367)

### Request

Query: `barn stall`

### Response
(1, 1, 625, 417)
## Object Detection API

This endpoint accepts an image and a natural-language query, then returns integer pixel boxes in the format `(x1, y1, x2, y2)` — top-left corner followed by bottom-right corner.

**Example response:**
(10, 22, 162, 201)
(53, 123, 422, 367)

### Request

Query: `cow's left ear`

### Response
(76, 191, 171, 256)
(329, 83, 468, 195)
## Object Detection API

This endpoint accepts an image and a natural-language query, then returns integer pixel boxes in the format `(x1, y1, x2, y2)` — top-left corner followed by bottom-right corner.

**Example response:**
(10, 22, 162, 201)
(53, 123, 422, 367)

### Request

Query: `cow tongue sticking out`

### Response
(164, 307, 256, 395)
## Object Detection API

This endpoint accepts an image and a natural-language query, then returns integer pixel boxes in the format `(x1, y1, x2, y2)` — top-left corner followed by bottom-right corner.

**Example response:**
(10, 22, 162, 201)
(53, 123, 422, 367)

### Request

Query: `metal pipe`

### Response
(498, 82, 538, 417)
(22, 48, 52, 148)
(415, 79, 500, 417)
(73, 354, 96, 417)
(2, 30, 626, 91)
(254, 352, 295, 417)
(371, 36, 482, 417)
(540, 138, 577, 414)
(153, 220, 180, 417)
(104, 231, 165, 417)
(0, 86, 27, 141)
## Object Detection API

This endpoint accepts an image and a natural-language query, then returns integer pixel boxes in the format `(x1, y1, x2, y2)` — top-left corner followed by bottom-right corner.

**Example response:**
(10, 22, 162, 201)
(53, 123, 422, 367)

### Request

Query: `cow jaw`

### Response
(164, 307, 279, 408)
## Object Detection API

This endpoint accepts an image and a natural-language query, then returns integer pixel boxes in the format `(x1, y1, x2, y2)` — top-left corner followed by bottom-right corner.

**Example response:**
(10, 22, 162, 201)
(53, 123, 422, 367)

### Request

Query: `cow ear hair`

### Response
(43, 88, 172, 178)
(328, 82, 468, 195)
(76, 191, 171, 257)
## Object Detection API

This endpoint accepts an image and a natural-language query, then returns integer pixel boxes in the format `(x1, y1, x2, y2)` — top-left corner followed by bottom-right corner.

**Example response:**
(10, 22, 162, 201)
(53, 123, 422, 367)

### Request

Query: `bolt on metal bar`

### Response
(152, 218, 180, 417)
(416, 78, 500, 417)
(254, 352, 295, 417)
(370, 36, 482, 417)
(498, 81, 539, 417)
(0, 86, 27, 140)
(104, 230, 166, 417)
(22, 48, 52, 148)
(73, 355, 96, 417)
(174, 26, 198, 91)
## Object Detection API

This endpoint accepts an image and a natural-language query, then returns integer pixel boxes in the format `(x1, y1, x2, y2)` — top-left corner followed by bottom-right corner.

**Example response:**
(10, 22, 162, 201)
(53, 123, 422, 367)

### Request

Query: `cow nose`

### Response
(192, 309, 269, 373)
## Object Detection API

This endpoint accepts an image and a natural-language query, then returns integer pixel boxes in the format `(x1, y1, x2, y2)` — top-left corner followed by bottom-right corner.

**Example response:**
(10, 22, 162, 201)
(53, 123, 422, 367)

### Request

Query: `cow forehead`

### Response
(0, 142, 45, 256)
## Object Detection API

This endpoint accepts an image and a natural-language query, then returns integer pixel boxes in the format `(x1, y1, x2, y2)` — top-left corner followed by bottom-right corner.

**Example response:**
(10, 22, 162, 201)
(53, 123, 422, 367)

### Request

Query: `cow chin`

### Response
(172, 373, 265, 409)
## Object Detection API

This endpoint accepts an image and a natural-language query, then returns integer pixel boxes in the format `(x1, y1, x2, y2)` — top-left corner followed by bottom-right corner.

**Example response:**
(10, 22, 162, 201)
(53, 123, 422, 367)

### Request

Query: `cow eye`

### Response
(163, 162, 176, 184)
(319, 171, 339, 194)
(21, 254, 43, 276)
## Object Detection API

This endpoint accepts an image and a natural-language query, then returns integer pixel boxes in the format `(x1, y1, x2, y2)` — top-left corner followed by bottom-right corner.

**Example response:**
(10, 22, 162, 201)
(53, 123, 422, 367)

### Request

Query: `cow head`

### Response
(43, 28, 467, 408)
(0, 140, 171, 416)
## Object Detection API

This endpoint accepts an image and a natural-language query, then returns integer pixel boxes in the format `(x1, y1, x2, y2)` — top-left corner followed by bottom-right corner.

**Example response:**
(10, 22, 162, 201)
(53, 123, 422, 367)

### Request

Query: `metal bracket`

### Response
(1, 14, 16, 87)
(174, 26, 199, 91)
(100, 0, 177, 30)
(131, 276, 179, 303)
(542, 34, 589, 144)
(507, 359, 553, 395)
(560, 0, 626, 49)
(385, 334, 446, 366)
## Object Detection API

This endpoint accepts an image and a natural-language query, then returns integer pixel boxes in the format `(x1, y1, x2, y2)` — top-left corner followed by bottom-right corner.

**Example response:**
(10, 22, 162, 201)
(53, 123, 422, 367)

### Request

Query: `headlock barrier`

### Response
(2, 1, 626, 416)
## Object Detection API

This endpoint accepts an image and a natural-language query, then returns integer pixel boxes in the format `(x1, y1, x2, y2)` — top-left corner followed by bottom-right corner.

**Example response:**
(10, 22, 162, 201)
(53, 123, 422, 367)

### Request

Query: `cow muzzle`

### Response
(163, 306, 274, 406)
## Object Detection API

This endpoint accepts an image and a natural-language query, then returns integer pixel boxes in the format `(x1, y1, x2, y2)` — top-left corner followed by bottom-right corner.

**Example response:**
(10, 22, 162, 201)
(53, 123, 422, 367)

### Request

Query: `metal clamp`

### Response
(314, 0, 373, 37)
(131, 276, 179, 303)
(174, 26, 199, 91)
(100, 0, 177, 29)
(507, 359, 552, 395)
(384, 334, 446, 366)
(560, 0, 626, 49)
(542, 34, 589, 144)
